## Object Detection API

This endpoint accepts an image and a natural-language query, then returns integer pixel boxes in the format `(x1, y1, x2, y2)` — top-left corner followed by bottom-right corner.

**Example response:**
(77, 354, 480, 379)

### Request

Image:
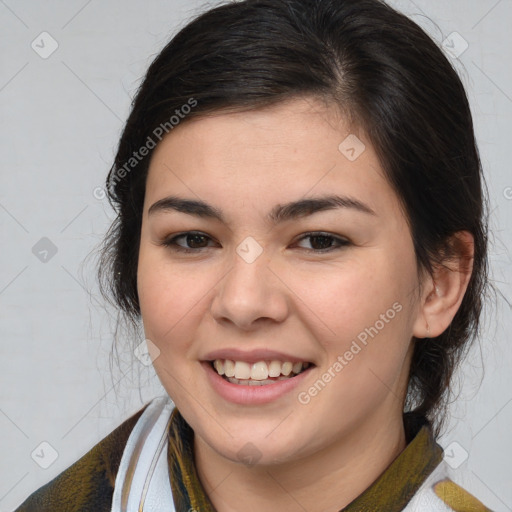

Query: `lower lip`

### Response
(202, 361, 313, 405)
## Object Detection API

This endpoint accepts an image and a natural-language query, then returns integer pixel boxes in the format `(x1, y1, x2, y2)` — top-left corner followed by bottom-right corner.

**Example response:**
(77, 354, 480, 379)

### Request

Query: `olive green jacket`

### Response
(14, 398, 493, 512)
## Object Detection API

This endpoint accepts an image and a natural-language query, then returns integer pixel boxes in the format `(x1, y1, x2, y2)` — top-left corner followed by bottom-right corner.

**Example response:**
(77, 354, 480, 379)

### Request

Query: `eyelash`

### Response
(160, 231, 350, 254)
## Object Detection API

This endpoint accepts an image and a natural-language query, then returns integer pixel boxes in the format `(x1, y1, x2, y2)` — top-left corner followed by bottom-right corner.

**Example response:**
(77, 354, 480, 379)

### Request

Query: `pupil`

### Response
(311, 235, 332, 250)
(187, 234, 207, 248)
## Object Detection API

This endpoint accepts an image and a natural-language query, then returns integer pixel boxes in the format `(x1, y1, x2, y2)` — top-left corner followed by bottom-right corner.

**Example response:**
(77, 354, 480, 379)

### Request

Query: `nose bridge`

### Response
(211, 244, 288, 329)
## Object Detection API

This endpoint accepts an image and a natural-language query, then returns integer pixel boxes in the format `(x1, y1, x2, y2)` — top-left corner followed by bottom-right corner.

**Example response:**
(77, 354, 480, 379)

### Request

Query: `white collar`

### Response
(111, 395, 176, 512)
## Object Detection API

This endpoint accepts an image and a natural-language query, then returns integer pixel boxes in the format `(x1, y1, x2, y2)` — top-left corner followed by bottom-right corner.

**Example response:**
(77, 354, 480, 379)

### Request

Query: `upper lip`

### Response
(202, 348, 314, 365)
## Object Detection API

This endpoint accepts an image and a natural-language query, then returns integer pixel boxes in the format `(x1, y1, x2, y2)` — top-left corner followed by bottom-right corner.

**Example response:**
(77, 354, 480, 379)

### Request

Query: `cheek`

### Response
(137, 255, 215, 399)
(137, 250, 213, 346)
(290, 253, 417, 423)
(286, 246, 417, 355)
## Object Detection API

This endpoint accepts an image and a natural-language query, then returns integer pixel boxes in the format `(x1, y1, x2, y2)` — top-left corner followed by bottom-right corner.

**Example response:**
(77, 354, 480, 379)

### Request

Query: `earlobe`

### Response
(412, 231, 474, 339)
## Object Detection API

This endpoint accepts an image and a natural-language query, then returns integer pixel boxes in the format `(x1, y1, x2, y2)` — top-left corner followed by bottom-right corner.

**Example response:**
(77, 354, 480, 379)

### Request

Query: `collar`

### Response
(166, 410, 443, 512)
(343, 417, 443, 511)
(167, 408, 217, 512)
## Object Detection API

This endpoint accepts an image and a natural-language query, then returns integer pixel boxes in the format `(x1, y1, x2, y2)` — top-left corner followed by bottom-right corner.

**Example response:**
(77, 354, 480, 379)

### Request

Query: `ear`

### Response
(412, 231, 474, 339)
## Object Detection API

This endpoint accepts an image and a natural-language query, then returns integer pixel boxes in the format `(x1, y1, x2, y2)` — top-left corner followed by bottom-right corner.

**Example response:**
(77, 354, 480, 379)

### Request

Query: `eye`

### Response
(159, 231, 349, 254)
(160, 231, 219, 253)
(292, 232, 350, 252)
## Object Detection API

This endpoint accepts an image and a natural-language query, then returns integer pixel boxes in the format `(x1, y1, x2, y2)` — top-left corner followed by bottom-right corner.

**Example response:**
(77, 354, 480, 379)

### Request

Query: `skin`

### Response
(137, 97, 474, 512)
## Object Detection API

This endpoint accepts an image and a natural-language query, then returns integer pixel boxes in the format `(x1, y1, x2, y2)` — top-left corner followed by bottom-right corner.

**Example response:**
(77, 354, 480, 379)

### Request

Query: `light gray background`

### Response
(1, 1, 511, 510)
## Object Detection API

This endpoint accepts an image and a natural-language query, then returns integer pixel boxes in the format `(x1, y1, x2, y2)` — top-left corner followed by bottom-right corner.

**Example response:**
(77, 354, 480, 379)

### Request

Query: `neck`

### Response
(194, 409, 406, 512)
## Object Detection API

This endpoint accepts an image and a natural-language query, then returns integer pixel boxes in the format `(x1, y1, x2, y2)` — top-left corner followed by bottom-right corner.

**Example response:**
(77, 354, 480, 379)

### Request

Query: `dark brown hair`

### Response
(99, 0, 490, 433)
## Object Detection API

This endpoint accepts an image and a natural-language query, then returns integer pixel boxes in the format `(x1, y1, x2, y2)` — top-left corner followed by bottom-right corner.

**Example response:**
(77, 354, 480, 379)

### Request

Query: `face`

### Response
(137, 97, 425, 467)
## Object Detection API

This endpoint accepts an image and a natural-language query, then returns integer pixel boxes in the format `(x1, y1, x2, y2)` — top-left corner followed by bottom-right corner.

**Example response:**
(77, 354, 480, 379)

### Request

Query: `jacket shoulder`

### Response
(13, 404, 149, 512)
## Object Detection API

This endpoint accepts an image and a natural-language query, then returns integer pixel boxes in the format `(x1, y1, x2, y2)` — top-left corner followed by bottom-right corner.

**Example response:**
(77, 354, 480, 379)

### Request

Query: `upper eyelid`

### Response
(292, 233, 350, 248)
(164, 231, 219, 246)
(165, 231, 346, 240)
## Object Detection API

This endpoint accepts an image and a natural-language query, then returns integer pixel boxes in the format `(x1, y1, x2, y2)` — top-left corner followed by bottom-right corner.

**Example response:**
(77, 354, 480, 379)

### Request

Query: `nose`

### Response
(209, 251, 289, 331)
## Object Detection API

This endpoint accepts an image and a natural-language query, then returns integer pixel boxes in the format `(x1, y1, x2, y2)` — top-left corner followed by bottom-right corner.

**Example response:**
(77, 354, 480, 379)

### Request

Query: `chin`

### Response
(200, 417, 313, 466)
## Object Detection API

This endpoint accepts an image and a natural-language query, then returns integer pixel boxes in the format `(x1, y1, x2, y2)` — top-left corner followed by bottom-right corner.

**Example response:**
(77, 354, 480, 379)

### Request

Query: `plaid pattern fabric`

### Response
(14, 401, 492, 511)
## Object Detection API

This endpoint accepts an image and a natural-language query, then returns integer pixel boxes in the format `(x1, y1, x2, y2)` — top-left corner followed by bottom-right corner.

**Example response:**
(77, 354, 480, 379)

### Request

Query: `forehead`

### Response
(144, 97, 402, 223)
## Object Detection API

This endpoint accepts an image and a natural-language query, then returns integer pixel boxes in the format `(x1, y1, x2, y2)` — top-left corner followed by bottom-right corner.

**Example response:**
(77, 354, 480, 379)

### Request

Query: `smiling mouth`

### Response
(210, 359, 312, 386)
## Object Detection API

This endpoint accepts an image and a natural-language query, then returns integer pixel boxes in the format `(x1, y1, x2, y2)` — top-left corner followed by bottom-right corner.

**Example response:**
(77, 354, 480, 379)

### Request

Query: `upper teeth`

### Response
(212, 359, 309, 380)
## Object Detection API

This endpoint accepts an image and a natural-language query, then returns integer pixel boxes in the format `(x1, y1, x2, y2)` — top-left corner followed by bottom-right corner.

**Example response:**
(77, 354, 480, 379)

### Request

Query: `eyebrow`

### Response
(147, 194, 377, 223)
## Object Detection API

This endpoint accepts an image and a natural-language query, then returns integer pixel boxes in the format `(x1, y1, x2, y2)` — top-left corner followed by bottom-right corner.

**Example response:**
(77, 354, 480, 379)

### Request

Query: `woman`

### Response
(14, 0, 493, 510)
